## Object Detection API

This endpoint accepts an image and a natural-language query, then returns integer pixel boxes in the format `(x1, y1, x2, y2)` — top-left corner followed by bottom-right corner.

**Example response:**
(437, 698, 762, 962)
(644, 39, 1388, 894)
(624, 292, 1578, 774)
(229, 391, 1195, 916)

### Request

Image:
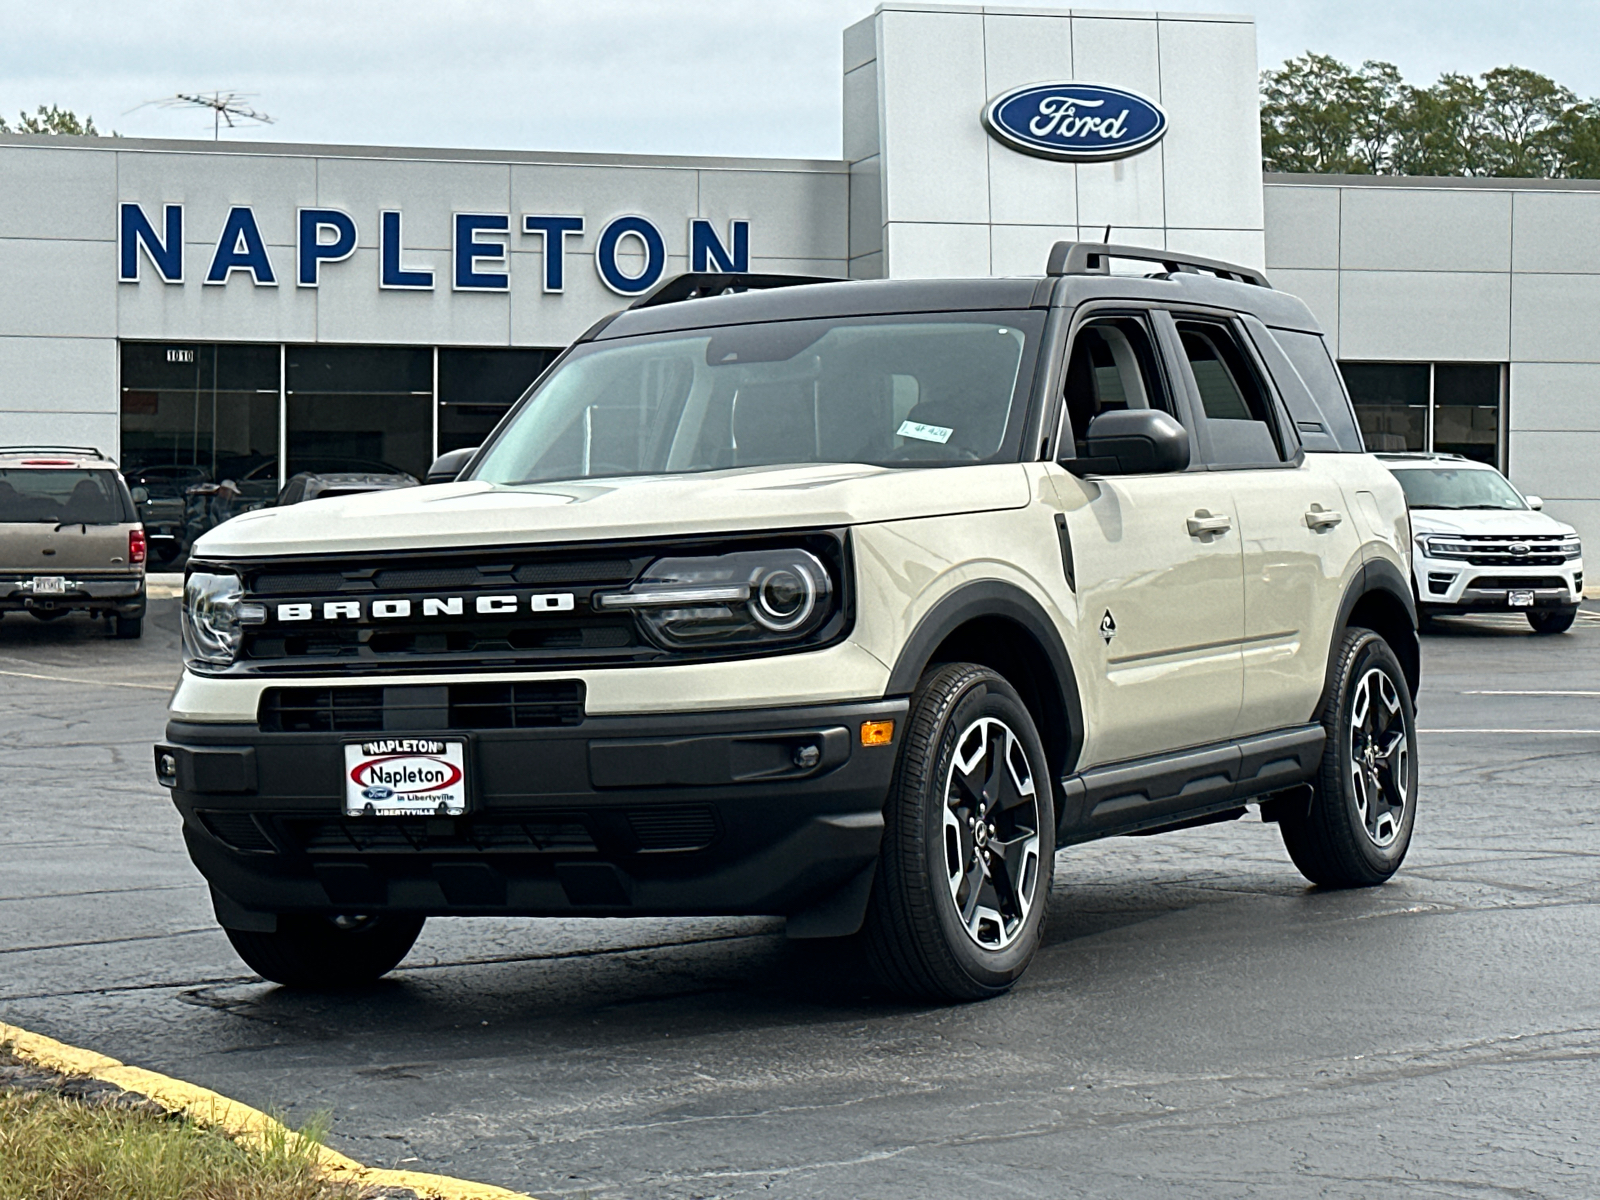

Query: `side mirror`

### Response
(1065, 409, 1190, 477)
(1525, 494, 1544, 510)
(131, 487, 149, 504)
(426, 446, 479, 484)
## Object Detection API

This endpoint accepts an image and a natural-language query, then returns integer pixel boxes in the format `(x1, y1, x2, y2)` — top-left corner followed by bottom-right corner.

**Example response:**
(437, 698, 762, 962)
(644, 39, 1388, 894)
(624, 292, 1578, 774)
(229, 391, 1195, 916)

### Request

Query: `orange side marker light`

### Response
(860, 719, 895, 747)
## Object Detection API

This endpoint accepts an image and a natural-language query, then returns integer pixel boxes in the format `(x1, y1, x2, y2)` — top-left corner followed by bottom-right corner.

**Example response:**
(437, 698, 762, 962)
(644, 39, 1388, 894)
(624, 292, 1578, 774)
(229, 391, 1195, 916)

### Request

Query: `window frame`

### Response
(1049, 304, 1199, 469)
(1156, 309, 1303, 472)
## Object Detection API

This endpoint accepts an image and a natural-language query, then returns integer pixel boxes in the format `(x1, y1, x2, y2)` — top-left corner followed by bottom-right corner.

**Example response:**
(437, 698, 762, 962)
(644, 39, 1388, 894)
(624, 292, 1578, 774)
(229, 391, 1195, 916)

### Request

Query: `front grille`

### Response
(1465, 576, 1567, 591)
(259, 682, 586, 732)
(628, 806, 719, 852)
(1426, 533, 1569, 568)
(200, 811, 277, 853)
(287, 816, 595, 854)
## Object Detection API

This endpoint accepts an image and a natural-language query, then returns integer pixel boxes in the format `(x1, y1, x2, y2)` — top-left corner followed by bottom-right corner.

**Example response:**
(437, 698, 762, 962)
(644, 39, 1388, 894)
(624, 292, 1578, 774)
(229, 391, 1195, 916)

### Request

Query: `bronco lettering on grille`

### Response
(274, 591, 576, 623)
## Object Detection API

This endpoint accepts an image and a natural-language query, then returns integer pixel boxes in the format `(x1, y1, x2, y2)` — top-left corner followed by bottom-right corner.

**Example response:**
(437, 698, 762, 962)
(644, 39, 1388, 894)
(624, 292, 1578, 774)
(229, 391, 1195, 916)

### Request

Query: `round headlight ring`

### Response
(751, 562, 818, 633)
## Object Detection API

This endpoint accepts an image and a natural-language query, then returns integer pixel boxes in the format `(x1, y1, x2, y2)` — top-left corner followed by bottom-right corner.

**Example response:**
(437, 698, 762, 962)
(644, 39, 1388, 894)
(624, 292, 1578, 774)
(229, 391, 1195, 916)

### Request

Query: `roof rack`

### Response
(629, 272, 842, 310)
(1046, 241, 1271, 288)
(0, 445, 110, 459)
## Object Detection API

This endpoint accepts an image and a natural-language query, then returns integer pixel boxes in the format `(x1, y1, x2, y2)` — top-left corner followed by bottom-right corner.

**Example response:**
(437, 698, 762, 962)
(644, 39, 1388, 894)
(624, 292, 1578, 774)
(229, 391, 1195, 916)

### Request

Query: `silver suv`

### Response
(0, 447, 147, 638)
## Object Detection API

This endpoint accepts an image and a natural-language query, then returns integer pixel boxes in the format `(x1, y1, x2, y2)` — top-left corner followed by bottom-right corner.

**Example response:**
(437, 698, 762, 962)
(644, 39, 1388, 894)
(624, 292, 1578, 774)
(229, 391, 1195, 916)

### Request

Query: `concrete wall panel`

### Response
(1268, 268, 1340, 356)
(697, 170, 848, 262)
(1263, 185, 1340, 270)
(1070, 16, 1165, 232)
(1504, 431, 1600, 501)
(1511, 190, 1600, 274)
(0, 410, 119, 459)
(884, 222, 990, 278)
(990, 223, 1081, 276)
(315, 158, 510, 251)
(0, 240, 117, 338)
(0, 336, 117, 417)
(1511, 273, 1600, 363)
(1338, 270, 1509, 361)
(1339, 188, 1510, 273)
(116, 151, 315, 252)
(1508, 362, 1600, 432)
(1156, 19, 1262, 231)
(0, 146, 117, 242)
(116, 241, 316, 344)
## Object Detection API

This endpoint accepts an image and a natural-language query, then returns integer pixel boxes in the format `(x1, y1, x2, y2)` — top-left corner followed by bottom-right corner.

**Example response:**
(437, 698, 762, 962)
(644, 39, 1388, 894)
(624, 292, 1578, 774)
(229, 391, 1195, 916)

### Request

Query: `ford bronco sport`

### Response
(156, 243, 1419, 1001)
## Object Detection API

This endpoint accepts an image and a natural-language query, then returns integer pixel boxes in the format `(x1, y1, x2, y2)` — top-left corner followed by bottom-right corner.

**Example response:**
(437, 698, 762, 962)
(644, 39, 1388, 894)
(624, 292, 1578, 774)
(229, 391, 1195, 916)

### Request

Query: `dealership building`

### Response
(3, 2, 1599, 548)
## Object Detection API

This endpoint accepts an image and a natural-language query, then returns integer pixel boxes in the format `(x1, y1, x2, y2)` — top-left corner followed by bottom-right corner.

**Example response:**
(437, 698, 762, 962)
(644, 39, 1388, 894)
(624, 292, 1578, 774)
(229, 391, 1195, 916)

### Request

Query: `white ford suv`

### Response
(156, 244, 1419, 1002)
(1379, 453, 1583, 634)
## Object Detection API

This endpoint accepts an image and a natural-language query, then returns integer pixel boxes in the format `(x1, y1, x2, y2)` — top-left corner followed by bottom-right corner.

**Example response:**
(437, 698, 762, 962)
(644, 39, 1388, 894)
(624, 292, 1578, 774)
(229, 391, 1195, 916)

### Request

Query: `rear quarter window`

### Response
(1265, 328, 1365, 452)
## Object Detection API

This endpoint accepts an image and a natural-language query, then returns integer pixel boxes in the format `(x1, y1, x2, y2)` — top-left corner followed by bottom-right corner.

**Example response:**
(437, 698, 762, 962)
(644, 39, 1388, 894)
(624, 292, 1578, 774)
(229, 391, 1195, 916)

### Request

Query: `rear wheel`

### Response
(224, 914, 425, 989)
(1281, 628, 1417, 887)
(113, 615, 143, 639)
(1527, 607, 1577, 634)
(860, 664, 1053, 1002)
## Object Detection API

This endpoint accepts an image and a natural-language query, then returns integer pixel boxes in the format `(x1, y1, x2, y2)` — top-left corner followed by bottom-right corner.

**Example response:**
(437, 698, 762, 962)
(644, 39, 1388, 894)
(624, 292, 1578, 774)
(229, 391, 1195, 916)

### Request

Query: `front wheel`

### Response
(1527, 607, 1577, 634)
(860, 664, 1054, 1002)
(225, 914, 425, 989)
(1281, 628, 1417, 888)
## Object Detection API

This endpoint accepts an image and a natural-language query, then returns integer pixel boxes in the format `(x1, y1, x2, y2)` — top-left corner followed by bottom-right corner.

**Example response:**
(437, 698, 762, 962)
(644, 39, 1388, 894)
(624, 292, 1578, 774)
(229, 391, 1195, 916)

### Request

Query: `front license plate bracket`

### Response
(343, 738, 468, 817)
(1508, 589, 1535, 608)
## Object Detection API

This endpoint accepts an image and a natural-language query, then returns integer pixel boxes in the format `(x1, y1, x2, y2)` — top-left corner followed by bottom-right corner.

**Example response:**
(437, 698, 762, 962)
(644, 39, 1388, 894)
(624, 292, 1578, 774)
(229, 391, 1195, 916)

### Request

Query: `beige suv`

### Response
(157, 244, 1419, 1001)
(0, 447, 147, 638)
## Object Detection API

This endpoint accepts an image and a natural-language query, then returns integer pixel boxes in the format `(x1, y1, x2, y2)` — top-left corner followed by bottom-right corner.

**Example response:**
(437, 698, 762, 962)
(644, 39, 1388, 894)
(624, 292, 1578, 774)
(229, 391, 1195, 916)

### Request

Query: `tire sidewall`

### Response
(1327, 633, 1418, 876)
(918, 672, 1054, 990)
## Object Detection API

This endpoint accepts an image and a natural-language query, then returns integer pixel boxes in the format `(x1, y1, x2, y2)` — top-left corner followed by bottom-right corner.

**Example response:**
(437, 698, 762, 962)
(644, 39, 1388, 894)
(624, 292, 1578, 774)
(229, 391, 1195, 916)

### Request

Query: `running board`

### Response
(1056, 724, 1324, 844)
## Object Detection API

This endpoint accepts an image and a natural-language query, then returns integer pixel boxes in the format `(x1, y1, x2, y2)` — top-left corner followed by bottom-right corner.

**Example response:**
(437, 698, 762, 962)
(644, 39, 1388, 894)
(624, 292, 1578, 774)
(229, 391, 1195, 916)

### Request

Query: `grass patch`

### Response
(0, 1046, 359, 1200)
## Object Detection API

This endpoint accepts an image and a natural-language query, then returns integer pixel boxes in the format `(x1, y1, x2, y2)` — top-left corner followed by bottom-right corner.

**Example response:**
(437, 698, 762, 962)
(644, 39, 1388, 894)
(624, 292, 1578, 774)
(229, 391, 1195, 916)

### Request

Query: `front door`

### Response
(1046, 312, 1244, 767)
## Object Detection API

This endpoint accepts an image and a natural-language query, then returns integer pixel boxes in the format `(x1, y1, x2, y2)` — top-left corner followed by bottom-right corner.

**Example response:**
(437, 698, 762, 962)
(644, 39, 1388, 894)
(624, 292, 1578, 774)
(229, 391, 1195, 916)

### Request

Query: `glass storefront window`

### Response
(1340, 361, 1504, 467)
(119, 342, 280, 564)
(438, 348, 558, 456)
(286, 346, 433, 481)
(1432, 364, 1501, 465)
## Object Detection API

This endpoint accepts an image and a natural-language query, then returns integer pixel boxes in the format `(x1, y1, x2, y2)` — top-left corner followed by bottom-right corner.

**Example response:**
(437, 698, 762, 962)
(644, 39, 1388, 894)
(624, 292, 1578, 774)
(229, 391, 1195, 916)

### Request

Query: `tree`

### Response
(1262, 55, 1600, 180)
(0, 105, 110, 136)
(1261, 53, 1403, 173)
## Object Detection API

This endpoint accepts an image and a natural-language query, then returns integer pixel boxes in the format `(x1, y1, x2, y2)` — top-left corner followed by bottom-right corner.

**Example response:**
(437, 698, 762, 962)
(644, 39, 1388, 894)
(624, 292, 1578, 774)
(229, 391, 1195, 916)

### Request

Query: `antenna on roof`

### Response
(140, 91, 275, 140)
(1102, 225, 1112, 243)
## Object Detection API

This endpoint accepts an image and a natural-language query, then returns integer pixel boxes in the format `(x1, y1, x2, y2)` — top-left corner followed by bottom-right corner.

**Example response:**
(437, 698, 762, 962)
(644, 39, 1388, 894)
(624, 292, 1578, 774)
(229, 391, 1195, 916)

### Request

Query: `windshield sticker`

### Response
(897, 420, 953, 445)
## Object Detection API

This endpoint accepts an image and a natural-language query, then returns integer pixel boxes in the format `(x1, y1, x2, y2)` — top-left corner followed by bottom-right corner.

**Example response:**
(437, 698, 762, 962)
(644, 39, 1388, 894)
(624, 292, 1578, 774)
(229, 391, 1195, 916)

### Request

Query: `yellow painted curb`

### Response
(1, 1021, 536, 1200)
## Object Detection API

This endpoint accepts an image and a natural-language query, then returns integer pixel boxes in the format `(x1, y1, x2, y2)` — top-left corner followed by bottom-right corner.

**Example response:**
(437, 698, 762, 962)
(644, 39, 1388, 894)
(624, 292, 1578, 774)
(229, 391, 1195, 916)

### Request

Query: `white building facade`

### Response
(1, 3, 1597, 548)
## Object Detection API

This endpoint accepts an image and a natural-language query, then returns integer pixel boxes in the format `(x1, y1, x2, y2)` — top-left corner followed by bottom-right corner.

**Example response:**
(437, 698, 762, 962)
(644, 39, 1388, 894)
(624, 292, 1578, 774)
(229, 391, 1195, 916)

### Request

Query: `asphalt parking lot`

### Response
(3, 594, 1599, 1199)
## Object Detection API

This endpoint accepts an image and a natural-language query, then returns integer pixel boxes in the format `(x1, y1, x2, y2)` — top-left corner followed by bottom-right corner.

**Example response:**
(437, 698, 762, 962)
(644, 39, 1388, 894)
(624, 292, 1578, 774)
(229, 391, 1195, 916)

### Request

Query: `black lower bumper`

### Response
(159, 697, 908, 938)
(1, 579, 145, 618)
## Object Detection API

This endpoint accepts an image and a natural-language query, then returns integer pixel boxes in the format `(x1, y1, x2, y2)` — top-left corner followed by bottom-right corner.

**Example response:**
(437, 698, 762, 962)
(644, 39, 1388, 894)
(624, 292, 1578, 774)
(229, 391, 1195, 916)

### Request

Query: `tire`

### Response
(224, 914, 425, 989)
(1527, 607, 1577, 634)
(113, 615, 143, 639)
(1281, 628, 1418, 888)
(860, 663, 1055, 1002)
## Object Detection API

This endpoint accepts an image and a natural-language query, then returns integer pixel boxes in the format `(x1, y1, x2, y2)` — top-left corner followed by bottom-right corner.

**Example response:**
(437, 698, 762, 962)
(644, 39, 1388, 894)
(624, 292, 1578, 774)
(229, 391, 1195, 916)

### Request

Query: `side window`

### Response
(1062, 316, 1170, 457)
(1174, 319, 1286, 467)
(1266, 327, 1364, 452)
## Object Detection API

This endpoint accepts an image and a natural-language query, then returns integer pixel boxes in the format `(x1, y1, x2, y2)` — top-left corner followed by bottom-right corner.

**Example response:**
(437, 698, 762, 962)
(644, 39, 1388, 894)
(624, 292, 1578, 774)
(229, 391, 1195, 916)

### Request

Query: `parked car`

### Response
(157, 246, 1419, 1001)
(123, 463, 211, 565)
(1379, 452, 1583, 634)
(276, 471, 419, 506)
(0, 446, 147, 637)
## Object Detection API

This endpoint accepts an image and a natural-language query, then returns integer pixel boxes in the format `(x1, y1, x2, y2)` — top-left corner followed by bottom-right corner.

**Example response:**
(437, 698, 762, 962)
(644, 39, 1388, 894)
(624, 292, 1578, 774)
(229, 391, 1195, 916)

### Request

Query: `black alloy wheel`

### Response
(1280, 628, 1418, 887)
(860, 663, 1054, 1001)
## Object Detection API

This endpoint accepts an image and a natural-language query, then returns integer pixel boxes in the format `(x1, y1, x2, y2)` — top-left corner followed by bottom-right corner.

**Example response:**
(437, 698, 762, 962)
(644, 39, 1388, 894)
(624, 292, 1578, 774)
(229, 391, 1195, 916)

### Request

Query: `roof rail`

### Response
(629, 272, 842, 310)
(1045, 241, 1271, 288)
(0, 445, 110, 458)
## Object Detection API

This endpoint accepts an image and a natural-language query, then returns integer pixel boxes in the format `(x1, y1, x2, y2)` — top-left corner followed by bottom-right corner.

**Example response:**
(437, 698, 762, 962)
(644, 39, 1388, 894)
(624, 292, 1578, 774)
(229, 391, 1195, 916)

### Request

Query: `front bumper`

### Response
(158, 696, 908, 937)
(1413, 551, 1582, 614)
(0, 576, 145, 617)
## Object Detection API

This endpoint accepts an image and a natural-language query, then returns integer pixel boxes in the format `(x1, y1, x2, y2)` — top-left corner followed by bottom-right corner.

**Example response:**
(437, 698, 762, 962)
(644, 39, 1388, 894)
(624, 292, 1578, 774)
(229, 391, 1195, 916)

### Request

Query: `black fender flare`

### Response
(1328, 557, 1420, 702)
(885, 579, 1085, 776)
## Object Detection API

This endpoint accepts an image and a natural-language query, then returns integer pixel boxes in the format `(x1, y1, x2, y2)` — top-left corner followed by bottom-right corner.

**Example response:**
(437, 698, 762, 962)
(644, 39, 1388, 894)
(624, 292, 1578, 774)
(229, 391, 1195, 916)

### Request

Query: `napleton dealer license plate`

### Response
(343, 739, 467, 817)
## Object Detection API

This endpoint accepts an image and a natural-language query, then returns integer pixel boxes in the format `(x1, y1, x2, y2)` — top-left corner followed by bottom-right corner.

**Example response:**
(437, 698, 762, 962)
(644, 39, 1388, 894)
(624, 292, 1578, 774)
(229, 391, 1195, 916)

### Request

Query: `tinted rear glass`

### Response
(0, 469, 124, 524)
(1267, 328, 1365, 452)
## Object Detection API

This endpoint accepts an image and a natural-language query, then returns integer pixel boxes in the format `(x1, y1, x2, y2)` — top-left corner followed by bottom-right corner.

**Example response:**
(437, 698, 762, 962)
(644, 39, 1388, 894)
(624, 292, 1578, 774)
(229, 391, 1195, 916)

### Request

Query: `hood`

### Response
(1408, 506, 1576, 538)
(194, 462, 1033, 558)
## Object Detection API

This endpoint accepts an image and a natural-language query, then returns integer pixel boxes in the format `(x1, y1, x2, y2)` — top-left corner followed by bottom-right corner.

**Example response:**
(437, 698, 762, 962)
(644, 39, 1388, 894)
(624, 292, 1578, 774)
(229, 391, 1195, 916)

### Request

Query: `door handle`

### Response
(1305, 506, 1344, 530)
(1187, 511, 1232, 537)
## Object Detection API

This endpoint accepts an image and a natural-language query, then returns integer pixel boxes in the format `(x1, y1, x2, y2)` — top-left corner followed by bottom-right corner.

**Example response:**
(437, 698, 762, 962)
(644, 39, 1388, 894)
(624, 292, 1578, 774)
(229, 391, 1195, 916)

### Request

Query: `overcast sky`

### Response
(3, 0, 1599, 159)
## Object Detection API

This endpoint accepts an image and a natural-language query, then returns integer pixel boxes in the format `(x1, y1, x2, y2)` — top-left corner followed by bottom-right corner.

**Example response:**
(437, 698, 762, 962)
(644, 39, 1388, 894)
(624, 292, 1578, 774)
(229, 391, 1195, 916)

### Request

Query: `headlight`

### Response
(1561, 538, 1582, 560)
(594, 549, 835, 648)
(1421, 537, 1476, 560)
(181, 571, 264, 667)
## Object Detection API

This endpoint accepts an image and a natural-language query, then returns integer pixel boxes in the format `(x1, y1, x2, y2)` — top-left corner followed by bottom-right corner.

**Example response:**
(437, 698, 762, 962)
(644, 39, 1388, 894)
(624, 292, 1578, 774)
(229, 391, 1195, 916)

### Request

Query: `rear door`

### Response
(1163, 313, 1362, 735)
(1045, 308, 1245, 767)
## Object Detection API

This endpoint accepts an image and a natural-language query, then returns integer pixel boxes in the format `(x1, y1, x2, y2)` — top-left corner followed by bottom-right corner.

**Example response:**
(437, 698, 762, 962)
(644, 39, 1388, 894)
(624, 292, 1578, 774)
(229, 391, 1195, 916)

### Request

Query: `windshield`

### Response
(471, 312, 1043, 486)
(1390, 467, 1526, 510)
(0, 469, 124, 524)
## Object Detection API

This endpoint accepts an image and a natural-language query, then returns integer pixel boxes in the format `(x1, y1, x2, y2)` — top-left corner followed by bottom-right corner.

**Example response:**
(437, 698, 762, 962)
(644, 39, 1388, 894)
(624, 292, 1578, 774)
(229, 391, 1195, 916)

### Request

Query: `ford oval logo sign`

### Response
(983, 81, 1168, 162)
